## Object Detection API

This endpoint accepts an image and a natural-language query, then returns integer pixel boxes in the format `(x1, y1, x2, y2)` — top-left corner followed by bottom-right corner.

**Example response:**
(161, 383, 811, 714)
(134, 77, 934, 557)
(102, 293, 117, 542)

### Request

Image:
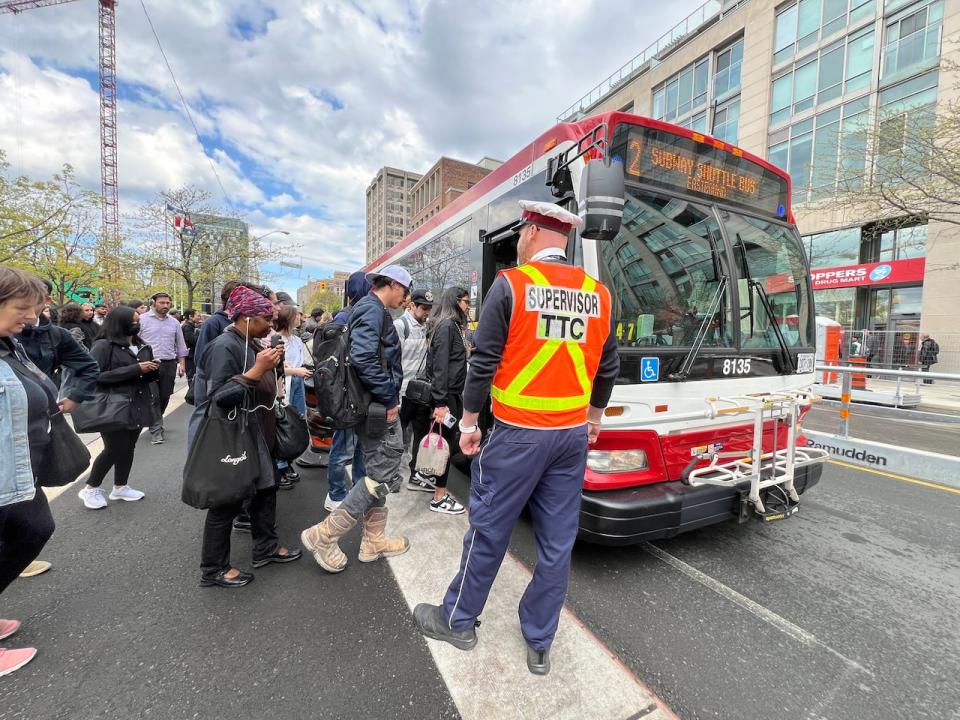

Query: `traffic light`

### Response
(319, 281, 327, 291)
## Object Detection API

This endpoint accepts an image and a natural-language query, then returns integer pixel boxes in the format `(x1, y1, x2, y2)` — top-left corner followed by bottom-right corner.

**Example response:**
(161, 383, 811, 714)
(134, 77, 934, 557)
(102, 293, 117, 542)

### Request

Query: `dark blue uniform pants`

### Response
(441, 422, 588, 650)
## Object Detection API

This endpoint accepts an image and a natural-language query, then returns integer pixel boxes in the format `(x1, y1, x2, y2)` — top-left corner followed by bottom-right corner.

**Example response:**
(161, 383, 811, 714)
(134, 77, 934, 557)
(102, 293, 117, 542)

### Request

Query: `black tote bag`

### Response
(181, 402, 259, 509)
(70, 390, 133, 433)
(39, 412, 92, 487)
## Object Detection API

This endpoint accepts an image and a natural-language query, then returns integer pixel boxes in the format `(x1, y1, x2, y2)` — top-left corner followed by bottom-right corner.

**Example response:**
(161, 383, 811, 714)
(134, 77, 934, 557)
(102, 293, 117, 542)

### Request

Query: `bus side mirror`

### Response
(578, 157, 624, 241)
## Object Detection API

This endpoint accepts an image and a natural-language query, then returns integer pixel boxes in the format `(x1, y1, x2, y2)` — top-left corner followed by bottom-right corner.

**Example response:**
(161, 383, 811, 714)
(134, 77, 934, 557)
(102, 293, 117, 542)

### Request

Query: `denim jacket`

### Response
(0, 357, 36, 507)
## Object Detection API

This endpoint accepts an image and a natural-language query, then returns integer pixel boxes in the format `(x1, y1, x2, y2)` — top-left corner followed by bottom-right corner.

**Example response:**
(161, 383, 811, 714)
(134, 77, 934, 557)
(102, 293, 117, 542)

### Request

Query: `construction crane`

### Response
(1, 0, 120, 287)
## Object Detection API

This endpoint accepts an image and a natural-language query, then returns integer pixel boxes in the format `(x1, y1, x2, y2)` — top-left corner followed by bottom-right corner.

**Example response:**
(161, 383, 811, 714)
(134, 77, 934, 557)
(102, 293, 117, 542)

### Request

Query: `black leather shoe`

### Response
(233, 517, 252, 532)
(251, 547, 302, 568)
(278, 476, 295, 491)
(283, 467, 301, 483)
(413, 603, 478, 651)
(199, 568, 254, 588)
(526, 646, 550, 676)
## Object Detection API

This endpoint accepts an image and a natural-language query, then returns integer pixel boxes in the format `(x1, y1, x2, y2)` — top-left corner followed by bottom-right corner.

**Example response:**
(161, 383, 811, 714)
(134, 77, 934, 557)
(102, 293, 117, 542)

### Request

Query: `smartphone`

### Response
(442, 412, 458, 429)
(270, 335, 284, 349)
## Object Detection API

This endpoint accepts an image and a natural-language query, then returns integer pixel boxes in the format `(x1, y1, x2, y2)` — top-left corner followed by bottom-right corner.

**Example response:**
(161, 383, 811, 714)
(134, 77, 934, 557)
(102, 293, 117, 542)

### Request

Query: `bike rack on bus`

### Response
(546, 123, 609, 198)
(681, 389, 830, 522)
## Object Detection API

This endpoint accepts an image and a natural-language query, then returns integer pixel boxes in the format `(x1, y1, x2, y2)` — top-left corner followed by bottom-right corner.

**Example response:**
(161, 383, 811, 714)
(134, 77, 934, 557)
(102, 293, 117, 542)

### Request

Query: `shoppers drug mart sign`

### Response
(810, 258, 925, 290)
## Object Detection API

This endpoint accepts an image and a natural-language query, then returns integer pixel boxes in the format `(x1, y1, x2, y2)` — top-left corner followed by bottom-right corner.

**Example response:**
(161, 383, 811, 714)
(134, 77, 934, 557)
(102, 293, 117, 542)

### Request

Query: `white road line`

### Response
(383, 481, 678, 720)
(642, 542, 874, 677)
(45, 386, 189, 502)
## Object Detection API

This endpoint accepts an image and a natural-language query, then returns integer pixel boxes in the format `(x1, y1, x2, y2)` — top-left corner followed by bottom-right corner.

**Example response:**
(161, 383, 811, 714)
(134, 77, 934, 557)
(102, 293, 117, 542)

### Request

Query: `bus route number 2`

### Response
(722, 358, 752, 376)
(512, 164, 533, 186)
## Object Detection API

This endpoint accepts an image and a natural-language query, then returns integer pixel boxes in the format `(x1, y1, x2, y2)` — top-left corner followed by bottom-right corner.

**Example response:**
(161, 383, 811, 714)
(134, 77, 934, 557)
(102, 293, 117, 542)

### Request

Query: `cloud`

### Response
(0, 0, 706, 294)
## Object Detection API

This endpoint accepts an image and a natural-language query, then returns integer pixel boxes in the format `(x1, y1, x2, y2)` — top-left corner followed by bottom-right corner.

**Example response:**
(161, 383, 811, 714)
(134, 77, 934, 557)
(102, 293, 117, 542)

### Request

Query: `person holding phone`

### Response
(78, 306, 158, 509)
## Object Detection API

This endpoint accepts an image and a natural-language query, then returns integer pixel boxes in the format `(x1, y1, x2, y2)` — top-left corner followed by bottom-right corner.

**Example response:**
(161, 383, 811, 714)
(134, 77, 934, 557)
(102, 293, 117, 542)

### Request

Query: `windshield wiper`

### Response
(750, 279, 796, 373)
(669, 275, 728, 381)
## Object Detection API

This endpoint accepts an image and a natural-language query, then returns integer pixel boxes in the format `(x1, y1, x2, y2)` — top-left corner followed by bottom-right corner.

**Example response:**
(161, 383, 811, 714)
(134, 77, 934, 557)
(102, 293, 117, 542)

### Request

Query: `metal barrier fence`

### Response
(838, 330, 960, 374)
(809, 364, 960, 486)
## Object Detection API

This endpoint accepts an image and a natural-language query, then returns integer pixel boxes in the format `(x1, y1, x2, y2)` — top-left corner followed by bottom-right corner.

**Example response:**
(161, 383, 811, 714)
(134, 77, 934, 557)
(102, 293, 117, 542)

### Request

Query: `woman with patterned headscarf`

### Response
(195, 285, 302, 588)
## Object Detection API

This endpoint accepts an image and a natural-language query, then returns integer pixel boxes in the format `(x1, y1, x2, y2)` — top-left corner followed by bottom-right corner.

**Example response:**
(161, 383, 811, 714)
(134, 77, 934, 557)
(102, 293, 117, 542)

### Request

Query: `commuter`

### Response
(0, 268, 59, 677)
(58, 302, 94, 349)
(92, 304, 108, 326)
(321, 271, 371, 511)
(395, 288, 433, 478)
(125, 300, 148, 317)
(137, 292, 187, 444)
(276, 305, 309, 416)
(301, 265, 411, 572)
(302, 307, 324, 337)
(275, 291, 296, 307)
(16, 283, 98, 576)
(413, 201, 619, 676)
(77, 306, 157, 509)
(409, 287, 468, 515)
(79, 303, 98, 346)
(17, 281, 98, 409)
(181, 308, 201, 385)
(919, 333, 939, 384)
(198, 285, 302, 588)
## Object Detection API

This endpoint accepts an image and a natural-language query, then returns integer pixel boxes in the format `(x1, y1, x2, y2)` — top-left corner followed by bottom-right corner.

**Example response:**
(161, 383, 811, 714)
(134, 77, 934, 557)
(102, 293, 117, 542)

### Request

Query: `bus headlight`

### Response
(586, 449, 649, 473)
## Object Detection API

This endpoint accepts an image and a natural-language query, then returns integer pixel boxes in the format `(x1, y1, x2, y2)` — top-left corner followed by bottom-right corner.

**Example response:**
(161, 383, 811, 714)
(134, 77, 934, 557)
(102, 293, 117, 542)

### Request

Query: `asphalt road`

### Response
(5, 398, 958, 720)
(447, 459, 960, 720)
(1, 403, 459, 720)
(805, 404, 960, 457)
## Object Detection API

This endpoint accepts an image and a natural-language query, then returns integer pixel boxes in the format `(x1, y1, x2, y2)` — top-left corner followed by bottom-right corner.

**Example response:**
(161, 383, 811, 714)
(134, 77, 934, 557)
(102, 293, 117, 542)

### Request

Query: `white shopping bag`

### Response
(415, 424, 450, 477)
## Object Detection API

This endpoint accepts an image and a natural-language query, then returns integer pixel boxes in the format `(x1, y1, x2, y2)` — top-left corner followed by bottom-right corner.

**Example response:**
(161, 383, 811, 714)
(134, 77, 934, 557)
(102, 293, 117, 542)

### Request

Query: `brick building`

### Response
(409, 157, 501, 232)
(297, 271, 350, 309)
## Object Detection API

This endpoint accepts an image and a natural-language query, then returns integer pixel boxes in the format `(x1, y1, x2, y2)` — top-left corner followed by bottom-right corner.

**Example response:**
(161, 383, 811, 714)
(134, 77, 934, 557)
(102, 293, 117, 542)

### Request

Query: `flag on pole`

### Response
(173, 215, 196, 236)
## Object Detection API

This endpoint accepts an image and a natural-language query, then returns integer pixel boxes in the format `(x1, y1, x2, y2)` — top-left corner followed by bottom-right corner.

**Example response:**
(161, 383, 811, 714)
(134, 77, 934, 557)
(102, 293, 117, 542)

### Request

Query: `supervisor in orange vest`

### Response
(414, 200, 620, 676)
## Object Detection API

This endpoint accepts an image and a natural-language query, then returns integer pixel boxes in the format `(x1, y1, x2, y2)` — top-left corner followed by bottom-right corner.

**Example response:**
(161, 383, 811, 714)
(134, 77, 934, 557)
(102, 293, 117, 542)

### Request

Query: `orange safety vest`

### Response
(490, 261, 612, 429)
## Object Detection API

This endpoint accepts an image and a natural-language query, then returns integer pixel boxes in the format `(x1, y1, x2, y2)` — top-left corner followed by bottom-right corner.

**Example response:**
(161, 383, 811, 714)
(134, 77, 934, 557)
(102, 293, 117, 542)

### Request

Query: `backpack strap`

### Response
(401, 315, 411, 340)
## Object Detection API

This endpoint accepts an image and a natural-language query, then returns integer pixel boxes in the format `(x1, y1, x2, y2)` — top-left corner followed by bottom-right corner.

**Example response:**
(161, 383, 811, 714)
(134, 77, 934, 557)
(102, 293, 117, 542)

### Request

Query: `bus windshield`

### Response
(598, 186, 813, 350)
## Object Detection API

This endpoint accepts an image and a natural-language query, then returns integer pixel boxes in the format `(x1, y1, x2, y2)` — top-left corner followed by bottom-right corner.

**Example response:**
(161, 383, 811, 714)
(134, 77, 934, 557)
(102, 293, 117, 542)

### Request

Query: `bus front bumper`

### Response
(577, 464, 823, 546)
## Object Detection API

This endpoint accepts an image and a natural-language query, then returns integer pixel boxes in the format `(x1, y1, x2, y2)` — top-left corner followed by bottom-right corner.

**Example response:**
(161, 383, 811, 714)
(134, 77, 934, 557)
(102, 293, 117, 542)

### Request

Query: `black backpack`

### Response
(311, 321, 369, 429)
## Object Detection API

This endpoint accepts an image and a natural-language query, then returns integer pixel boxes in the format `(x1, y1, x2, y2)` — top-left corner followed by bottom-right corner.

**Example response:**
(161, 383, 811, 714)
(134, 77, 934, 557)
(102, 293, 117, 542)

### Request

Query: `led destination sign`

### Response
(619, 127, 789, 219)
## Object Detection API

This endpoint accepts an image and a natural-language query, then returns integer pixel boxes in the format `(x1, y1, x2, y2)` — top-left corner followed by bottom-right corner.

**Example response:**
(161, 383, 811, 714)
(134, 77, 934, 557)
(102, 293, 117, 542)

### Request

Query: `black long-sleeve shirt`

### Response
(462, 266, 620, 415)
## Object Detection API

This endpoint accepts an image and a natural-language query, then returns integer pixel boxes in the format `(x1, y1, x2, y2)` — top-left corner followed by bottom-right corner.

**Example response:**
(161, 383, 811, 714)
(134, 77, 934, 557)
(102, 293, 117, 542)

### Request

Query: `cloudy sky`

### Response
(0, 0, 703, 299)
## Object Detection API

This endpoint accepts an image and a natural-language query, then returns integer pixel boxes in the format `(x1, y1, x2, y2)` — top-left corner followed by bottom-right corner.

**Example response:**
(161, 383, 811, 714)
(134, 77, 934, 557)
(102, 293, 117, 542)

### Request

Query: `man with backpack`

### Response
(395, 288, 433, 481)
(302, 265, 411, 573)
(919, 333, 939, 384)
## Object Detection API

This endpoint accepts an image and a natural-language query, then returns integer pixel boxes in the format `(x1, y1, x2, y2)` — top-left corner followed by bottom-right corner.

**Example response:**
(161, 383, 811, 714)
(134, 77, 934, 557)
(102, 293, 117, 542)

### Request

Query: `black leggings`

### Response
(200, 487, 279, 579)
(0, 488, 55, 594)
(87, 428, 141, 487)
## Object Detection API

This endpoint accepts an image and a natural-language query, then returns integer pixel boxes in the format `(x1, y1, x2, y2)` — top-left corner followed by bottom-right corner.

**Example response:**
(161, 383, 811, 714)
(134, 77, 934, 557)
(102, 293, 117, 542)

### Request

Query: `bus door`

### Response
(479, 221, 521, 302)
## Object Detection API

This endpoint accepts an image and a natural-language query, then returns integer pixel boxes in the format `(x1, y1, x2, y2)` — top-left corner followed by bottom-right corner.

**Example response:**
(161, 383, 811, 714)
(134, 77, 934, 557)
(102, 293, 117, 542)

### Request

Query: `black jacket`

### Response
(202, 328, 278, 490)
(60, 320, 95, 350)
(919, 338, 939, 365)
(427, 319, 467, 407)
(17, 315, 99, 402)
(348, 293, 403, 410)
(182, 321, 199, 357)
(89, 339, 157, 429)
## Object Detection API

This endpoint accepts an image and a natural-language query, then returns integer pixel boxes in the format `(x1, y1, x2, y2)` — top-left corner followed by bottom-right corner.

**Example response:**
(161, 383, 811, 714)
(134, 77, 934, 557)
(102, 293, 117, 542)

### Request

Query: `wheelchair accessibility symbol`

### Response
(640, 357, 659, 383)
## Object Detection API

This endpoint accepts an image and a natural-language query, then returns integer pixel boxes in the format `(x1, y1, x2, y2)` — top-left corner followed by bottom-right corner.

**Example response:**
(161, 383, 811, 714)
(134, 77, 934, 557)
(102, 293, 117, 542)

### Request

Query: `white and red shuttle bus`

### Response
(364, 112, 825, 544)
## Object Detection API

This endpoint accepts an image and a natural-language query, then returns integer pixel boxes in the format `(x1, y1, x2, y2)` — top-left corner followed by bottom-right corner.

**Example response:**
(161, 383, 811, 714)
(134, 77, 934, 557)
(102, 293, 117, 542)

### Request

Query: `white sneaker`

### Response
(323, 493, 342, 512)
(109, 485, 145, 502)
(78, 486, 107, 510)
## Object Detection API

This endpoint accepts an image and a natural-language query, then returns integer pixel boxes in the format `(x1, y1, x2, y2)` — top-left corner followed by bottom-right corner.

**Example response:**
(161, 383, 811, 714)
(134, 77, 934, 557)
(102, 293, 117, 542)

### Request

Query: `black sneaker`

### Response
(430, 493, 465, 515)
(407, 472, 436, 493)
(283, 467, 301, 483)
(413, 603, 478, 651)
(150, 432, 164, 445)
(278, 476, 295, 491)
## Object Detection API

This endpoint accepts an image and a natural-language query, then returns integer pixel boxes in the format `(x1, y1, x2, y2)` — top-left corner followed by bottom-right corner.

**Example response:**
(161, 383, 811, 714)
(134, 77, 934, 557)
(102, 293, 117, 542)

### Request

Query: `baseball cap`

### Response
(365, 264, 412, 289)
(411, 289, 434, 306)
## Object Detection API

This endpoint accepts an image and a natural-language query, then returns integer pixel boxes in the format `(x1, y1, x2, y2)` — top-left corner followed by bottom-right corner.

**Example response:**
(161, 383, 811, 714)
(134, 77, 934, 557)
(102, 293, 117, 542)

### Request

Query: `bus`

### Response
(365, 111, 828, 545)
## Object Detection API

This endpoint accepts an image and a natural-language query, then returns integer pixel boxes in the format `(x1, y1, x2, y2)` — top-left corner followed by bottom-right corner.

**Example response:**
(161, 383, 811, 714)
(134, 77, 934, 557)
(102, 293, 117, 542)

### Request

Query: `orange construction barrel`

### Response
(849, 355, 867, 390)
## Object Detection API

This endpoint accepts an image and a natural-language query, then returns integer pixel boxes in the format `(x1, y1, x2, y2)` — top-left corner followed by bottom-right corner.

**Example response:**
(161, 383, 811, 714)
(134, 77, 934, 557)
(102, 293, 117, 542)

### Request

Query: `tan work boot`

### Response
(359, 507, 409, 562)
(19, 560, 51, 578)
(301, 509, 357, 573)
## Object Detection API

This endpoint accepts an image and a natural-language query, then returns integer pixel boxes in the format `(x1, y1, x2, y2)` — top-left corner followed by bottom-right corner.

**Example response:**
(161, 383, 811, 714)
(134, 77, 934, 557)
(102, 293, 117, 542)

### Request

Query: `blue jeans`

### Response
(288, 376, 306, 415)
(327, 427, 366, 501)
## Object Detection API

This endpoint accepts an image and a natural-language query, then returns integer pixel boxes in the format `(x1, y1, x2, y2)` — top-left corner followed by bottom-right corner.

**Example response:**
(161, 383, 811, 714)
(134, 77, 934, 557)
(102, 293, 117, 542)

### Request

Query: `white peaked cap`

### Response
(518, 200, 583, 231)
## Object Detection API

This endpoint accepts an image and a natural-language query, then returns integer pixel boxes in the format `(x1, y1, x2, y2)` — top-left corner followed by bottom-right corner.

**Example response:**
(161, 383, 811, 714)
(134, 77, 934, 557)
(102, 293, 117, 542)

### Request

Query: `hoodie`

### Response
(333, 271, 372, 325)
